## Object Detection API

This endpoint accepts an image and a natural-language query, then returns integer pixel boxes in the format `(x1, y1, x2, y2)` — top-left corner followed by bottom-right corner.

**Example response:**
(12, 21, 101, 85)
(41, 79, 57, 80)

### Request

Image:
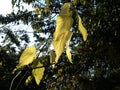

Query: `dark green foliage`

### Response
(0, 0, 120, 90)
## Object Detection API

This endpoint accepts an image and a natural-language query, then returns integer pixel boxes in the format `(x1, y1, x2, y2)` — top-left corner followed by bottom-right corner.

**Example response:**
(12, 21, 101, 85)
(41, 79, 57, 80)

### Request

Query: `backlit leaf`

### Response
(19, 46, 36, 67)
(66, 32, 73, 63)
(52, 3, 73, 64)
(53, 30, 73, 64)
(32, 60, 45, 85)
(78, 15, 88, 41)
(34, 8, 42, 14)
(53, 15, 73, 41)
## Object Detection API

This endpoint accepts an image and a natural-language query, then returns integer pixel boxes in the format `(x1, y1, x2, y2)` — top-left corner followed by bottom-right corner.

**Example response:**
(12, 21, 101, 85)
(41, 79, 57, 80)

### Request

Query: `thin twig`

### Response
(9, 71, 22, 90)
(15, 70, 28, 90)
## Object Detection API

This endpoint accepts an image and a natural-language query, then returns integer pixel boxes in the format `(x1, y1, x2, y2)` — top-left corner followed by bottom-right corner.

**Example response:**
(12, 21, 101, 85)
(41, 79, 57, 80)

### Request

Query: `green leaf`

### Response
(78, 15, 88, 41)
(19, 46, 36, 67)
(32, 60, 45, 85)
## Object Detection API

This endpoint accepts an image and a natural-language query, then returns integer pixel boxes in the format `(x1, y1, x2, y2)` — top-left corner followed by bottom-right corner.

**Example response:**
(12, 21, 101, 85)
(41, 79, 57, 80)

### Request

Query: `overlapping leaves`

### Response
(52, 3, 73, 65)
(52, 2, 88, 66)
(14, 46, 45, 85)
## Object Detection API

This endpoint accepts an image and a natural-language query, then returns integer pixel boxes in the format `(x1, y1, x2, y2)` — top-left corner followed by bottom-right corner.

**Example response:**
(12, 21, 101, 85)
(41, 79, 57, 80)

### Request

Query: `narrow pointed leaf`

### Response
(66, 32, 73, 63)
(52, 34, 66, 64)
(25, 76, 32, 86)
(52, 16, 73, 64)
(32, 60, 45, 85)
(50, 50, 56, 67)
(78, 15, 88, 41)
(52, 3, 73, 65)
(19, 46, 36, 67)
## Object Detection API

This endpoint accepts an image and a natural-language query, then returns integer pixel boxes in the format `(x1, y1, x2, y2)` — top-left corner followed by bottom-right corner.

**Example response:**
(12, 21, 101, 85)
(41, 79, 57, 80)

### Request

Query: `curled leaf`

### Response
(78, 15, 88, 41)
(53, 15, 73, 41)
(60, 2, 71, 16)
(52, 2, 73, 65)
(19, 46, 36, 67)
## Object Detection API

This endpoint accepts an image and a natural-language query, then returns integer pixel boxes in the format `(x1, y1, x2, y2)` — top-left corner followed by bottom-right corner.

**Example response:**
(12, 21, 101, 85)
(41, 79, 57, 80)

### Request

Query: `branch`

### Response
(0, 11, 32, 24)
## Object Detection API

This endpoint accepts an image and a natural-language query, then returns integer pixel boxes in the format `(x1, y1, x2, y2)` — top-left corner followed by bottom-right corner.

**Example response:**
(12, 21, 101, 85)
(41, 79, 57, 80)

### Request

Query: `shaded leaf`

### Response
(50, 50, 56, 67)
(78, 15, 88, 41)
(60, 2, 72, 16)
(52, 3, 73, 64)
(25, 76, 33, 86)
(19, 46, 36, 67)
(32, 60, 45, 85)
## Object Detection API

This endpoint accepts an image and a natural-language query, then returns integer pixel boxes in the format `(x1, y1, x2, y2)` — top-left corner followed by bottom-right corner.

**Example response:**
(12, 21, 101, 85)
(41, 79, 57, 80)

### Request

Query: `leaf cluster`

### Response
(0, 0, 120, 90)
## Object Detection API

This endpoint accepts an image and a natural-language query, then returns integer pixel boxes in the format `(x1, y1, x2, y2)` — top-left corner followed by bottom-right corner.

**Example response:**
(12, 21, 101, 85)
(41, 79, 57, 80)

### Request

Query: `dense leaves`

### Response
(0, 0, 120, 90)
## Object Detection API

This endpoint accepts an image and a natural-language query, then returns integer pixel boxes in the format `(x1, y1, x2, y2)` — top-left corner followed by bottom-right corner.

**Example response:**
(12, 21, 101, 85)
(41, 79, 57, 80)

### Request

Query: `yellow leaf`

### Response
(78, 15, 88, 41)
(53, 30, 73, 64)
(60, 2, 71, 16)
(66, 32, 73, 63)
(53, 15, 73, 41)
(25, 76, 32, 86)
(19, 46, 36, 67)
(52, 34, 66, 64)
(32, 60, 45, 85)
(52, 3, 73, 65)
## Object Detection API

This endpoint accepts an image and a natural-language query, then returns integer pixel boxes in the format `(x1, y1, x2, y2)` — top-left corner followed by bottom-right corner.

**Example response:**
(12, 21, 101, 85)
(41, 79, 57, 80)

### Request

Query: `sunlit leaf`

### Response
(66, 32, 73, 63)
(53, 15, 73, 41)
(52, 3, 73, 65)
(19, 46, 36, 67)
(78, 15, 88, 41)
(32, 60, 45, 85)
(52, 33, 66, 64)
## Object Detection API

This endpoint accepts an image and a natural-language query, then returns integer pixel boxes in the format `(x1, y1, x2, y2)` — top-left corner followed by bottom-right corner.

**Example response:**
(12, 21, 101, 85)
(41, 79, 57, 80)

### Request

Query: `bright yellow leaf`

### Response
(32, 60, 45, 85)
(52, 33, 66, 64)
(34, 8, 42, 14)
(66, 32, 73, 63)
(19, 46, 36, 67)
(78, 15, 88, 41)
(53, 30, 73, 64)
(53, 15, 73, 41)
